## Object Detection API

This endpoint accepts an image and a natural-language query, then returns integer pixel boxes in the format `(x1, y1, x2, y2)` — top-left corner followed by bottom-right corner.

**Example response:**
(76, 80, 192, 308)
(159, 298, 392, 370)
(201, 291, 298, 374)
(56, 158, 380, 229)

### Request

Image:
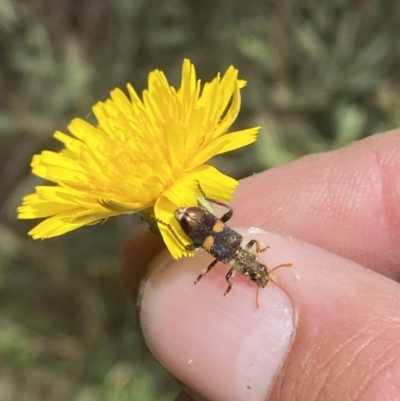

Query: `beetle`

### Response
(156, 194, 291, 306)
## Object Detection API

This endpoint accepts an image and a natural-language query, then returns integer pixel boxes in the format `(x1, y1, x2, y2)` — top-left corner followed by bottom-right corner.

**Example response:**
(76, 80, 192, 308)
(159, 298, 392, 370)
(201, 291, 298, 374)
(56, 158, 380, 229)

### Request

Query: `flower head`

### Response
(18, 59, 260, 258)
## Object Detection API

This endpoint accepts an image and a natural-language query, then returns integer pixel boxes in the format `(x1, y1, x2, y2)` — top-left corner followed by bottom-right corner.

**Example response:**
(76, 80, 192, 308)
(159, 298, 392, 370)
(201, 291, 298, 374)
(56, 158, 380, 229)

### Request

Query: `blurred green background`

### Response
(1, 0, 400, 400)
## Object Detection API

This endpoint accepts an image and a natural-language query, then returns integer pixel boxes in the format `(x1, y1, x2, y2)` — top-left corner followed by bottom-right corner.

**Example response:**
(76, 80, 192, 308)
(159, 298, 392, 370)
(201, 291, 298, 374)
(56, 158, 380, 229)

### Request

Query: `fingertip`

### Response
(139, 229, 295, 401)
(138, 224, 400, 401)
(119, 223, 165, 303)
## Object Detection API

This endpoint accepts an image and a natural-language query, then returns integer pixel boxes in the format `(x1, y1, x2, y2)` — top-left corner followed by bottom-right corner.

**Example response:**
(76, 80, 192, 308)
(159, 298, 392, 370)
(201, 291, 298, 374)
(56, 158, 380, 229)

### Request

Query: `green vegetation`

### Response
(1, 1, 400, 400)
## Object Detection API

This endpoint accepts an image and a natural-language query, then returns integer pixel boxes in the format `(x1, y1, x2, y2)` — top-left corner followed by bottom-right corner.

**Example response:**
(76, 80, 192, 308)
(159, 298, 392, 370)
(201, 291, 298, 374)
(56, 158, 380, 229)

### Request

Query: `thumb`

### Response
(135, 228, 400, 401)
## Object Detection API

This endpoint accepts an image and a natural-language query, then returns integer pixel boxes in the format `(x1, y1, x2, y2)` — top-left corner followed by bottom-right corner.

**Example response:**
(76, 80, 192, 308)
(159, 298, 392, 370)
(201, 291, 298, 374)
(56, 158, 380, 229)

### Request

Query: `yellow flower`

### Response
(18, 59, 260, 259)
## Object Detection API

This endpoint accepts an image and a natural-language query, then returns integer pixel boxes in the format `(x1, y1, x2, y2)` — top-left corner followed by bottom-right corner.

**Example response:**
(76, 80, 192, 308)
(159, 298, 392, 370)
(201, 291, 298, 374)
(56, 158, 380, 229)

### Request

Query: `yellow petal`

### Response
(184, 165, 238, 201)
(216, 127, 260, 155)
(28, 214, 98, 239)
(18, 59, 258, 252)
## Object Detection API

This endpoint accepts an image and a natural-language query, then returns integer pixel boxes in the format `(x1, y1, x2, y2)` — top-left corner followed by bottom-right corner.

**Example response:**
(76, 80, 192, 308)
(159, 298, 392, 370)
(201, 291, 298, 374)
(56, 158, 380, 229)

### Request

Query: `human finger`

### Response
(232, 129, 400, 279)
(138, 228, 400, 401)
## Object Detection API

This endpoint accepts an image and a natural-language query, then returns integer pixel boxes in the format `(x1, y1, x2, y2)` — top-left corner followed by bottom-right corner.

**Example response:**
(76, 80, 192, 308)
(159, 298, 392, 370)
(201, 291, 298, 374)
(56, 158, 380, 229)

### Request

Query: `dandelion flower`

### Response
(18, 59, 260, 258)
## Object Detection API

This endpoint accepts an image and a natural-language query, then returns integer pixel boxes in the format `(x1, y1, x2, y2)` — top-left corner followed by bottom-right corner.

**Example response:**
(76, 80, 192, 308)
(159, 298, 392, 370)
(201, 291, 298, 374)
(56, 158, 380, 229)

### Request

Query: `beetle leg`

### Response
(245, 239, 270, 253)
(223, 266, 235, 295)
(195, 258, 218, 284)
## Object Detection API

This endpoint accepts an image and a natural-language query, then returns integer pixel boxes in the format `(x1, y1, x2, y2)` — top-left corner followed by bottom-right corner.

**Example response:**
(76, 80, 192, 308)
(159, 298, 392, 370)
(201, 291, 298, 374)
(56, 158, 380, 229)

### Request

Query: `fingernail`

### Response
(139, 229, 294, 401)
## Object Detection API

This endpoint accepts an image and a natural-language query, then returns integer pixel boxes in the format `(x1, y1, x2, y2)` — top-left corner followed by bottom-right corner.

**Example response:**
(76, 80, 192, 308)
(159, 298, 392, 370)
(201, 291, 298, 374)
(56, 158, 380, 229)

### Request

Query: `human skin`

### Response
(120, 129, 400, 401)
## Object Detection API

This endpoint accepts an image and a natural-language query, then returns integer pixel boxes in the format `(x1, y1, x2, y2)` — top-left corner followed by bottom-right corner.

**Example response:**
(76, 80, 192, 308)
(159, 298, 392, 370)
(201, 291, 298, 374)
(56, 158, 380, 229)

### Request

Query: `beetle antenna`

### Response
(255, 263, 293, 309)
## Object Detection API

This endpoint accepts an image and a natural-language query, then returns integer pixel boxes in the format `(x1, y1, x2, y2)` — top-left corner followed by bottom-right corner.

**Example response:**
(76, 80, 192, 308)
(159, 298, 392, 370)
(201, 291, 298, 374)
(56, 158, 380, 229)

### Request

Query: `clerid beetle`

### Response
(156, 192, 292, 307)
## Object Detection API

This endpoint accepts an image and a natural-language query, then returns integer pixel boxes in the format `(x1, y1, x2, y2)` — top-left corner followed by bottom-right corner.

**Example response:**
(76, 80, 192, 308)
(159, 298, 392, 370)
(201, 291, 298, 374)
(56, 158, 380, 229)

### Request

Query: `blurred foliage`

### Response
(1, 0, 400, 400)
